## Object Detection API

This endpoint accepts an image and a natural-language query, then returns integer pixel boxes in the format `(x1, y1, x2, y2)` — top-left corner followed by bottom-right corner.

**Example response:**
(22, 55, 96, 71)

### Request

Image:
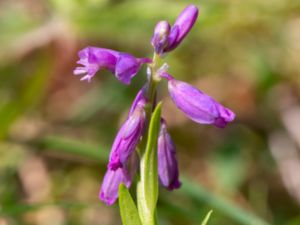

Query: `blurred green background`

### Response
(1, 0, 300, 224)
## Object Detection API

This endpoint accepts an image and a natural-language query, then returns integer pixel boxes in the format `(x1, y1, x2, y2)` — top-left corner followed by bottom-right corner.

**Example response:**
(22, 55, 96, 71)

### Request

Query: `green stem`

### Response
(137, 52, 162, 225)
(138, 52, 160, 156)
(146, 52, 160, 110)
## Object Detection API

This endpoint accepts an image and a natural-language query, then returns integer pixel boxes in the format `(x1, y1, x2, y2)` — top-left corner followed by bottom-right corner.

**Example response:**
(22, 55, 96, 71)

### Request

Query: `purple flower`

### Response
(151, 5, 199, 54)
(99, 167, 131, 205)
(161, 73, 235, 128)
(158, 119, 181, 190)
(108, 92, 147, 170)
(74, 47, 151, 84)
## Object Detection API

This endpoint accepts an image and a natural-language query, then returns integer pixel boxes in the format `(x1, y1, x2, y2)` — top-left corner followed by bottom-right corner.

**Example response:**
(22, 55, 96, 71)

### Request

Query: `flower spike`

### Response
(73, 4, 236, 210)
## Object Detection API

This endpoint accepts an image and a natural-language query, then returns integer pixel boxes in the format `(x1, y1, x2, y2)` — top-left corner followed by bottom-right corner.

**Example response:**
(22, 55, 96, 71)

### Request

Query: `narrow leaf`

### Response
(119, 184, 142, 225)
(201, 210, 213, 225)
(143, 102, 161, 208)
(137, 102, 162, 225)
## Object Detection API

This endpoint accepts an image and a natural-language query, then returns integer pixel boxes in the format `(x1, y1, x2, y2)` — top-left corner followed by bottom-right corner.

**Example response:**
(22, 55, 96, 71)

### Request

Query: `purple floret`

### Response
(74, 47, 151, 84)
(158, 119, 181, 190)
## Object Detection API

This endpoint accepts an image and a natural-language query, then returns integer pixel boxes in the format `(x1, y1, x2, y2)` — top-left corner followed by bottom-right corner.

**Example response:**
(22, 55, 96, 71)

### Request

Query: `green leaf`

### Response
(201, 210, 213, 225)
(137, 102, 162, 225)
(119, 184, 142, 225)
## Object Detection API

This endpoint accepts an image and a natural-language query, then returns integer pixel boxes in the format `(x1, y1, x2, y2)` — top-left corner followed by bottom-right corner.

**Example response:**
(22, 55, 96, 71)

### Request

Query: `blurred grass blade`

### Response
(0, 54, 51, 139)
(137, 102, 161, 225)
(38, 135, 109, 162)
(201, 210, 213, 225)
(180, 177, 270, 225)
(1, 201, 87, 216)
(119, 184, 142, 225)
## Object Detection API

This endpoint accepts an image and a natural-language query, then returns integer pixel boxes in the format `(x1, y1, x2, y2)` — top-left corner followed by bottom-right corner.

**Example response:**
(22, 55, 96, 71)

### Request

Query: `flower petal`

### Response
(115, 53, 142, 85)
(99, 168, 131, 205)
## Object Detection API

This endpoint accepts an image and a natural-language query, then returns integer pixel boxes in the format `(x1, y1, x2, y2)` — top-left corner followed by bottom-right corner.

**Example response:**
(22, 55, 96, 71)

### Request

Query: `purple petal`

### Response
(126, 151, 139, 180)
(128, 87, 147, 117)
(115, 53, 151, 85)
(165, 25, 179, 51)
(99, 152, 139, 205)
(99, 168, 131, 205)
(115, 53, 140, 85)
(122, 110, 144, 139)
(167, 77, 235, 128)
(158, 119, 181, 190)
(74, 47, 118, 82)
(108, 99, 146, 170)
(214, 103, 236, 128)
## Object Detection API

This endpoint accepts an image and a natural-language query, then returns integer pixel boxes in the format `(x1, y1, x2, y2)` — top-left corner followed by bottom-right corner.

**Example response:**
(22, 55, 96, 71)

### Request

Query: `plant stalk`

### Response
(137, 52, 161, 225)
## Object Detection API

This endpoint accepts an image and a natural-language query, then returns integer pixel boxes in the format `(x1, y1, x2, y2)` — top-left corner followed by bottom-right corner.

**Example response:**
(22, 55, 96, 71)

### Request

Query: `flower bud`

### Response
(165, 5, 199, 52)
(151, 21, 171, 54)
(158, 119, 181, 190)
(165, 75, 235, 128)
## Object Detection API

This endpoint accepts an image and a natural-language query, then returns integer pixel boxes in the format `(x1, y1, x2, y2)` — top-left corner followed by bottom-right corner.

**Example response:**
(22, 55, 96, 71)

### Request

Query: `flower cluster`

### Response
(74, 4, 235, 206)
